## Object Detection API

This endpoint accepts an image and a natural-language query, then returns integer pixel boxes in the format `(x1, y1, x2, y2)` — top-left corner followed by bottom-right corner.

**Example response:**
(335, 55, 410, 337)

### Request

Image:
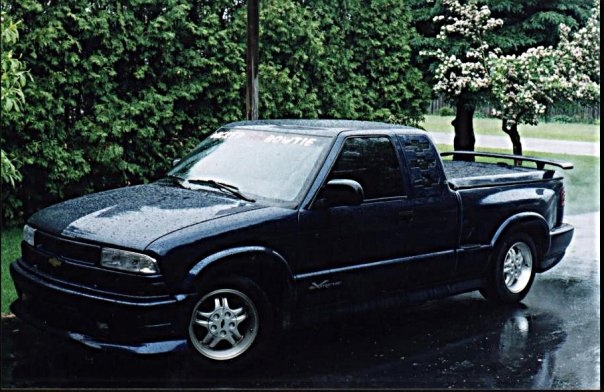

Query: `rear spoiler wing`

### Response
(440, 151, 574, 170)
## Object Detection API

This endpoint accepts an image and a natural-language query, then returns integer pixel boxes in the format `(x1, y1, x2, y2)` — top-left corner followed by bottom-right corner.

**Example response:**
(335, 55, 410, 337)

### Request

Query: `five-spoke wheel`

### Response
(481, 232, 537, 303)
(502, 242, 533, 294)
(189, 288, 259, 361)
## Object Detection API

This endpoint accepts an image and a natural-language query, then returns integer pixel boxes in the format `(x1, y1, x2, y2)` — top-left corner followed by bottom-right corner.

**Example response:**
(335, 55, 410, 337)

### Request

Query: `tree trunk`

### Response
(502, 119, 523, 166)
(451, 98, 475, 161)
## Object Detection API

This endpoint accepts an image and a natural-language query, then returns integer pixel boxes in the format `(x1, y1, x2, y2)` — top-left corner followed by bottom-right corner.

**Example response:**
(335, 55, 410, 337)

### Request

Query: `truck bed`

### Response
(442, 160, 557, 189)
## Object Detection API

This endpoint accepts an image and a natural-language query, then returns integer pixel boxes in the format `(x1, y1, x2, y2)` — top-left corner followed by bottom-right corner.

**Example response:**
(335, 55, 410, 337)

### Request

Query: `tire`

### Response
(481, 232, 537, 304)
(187, 275, 276, 366)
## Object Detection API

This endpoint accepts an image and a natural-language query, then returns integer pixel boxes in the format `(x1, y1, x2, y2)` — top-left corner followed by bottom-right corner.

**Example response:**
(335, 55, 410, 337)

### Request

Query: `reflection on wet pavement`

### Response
(2, 278, 595, 389)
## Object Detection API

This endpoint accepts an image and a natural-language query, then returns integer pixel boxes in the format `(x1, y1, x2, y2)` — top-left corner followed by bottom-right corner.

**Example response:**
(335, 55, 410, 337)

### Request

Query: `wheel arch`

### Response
(490, 212, 550, 267)
(182, 246, 296, 328)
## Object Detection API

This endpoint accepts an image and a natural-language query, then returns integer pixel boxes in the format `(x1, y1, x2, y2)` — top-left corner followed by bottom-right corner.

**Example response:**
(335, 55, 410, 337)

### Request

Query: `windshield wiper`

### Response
(163, 174, 188, 189)
(187, 179, 255, 202)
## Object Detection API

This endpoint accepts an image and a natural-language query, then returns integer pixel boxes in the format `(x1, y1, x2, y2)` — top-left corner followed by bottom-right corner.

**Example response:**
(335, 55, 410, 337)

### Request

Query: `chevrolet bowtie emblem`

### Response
(48, 257, 62, 268)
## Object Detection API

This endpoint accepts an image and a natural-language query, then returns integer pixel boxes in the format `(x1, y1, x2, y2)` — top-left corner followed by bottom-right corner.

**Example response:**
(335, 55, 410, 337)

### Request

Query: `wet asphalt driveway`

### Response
(1, 212, 599, 389)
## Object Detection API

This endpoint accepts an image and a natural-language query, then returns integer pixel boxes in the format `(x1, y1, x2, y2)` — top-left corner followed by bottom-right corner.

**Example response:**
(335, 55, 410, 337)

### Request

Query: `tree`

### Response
(304, 0, 430, 125)
(257, 0, 326, 118)
(488, 46, 558, 157)
(1, 12, 30, 187)
(489, 1, 600, 157)
(411, 0, 595, 157)
(303, 0, 360, 118)
(486, 0, 593, 53)
(345, 0, 430, 125)
(420, 0, 502, 159)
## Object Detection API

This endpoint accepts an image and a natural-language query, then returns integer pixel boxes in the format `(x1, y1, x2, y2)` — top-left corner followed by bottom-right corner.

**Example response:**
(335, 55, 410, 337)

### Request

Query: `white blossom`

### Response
(424, 0, 600, 128)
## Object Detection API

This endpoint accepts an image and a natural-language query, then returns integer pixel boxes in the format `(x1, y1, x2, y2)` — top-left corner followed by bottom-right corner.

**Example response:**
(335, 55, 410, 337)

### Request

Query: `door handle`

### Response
(398, 210, 414, 222)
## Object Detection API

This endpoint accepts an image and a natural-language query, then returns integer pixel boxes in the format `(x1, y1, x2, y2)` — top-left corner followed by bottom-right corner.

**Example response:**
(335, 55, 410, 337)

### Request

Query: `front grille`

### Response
(21, 234, 169, 297)
(35, 230, 100, 264)
(11, 260, 183, 343)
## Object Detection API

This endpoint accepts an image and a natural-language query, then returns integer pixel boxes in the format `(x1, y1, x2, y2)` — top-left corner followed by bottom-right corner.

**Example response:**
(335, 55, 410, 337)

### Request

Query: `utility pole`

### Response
(246, 0, 259, 120)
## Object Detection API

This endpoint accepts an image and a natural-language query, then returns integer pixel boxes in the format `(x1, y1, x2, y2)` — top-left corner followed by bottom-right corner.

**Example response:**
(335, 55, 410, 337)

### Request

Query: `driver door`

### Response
(297, 136, 414, 306)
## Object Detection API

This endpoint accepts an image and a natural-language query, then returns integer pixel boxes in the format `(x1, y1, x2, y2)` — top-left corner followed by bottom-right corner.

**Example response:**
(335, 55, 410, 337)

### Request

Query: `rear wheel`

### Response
(187, 276, 275, 365)
(481, 233, 537, 303)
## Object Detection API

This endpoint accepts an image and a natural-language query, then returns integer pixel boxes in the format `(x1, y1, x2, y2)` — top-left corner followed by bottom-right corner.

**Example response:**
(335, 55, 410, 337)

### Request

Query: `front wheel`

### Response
(481, 233, 537, 303)
(188, 276, 275, 365)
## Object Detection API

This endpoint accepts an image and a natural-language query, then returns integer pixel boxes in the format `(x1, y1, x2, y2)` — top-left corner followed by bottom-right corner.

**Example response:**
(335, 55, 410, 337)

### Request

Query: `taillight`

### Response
(556, 185, 565, 226)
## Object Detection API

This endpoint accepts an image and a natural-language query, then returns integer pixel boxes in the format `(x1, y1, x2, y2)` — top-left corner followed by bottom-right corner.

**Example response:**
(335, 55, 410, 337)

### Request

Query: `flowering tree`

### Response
(489, 1, 600, 157)
(427, 0, 600, 161)
(422, 0, 502, 159)
(556, 4, 601, 99)
(488, 46, 557, 157)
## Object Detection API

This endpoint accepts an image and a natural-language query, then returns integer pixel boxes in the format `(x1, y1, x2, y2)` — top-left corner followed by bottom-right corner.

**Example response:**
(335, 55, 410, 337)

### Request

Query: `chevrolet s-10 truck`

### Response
(10, 119, 574, 365)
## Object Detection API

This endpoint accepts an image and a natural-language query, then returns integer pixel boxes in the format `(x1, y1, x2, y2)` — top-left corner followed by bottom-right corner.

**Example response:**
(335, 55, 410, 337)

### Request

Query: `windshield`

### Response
(167, 128, 332, 205)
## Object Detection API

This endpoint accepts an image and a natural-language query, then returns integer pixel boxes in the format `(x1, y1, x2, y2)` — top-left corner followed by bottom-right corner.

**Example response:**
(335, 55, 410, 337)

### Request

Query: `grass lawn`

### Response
(1, 227, 20, 314)
(422, 115, 600, 143)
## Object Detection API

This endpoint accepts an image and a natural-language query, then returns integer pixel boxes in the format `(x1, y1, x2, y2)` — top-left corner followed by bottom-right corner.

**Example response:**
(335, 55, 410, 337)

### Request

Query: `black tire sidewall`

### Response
(485, 232, 537, 303)
(186, 275, 276, 368)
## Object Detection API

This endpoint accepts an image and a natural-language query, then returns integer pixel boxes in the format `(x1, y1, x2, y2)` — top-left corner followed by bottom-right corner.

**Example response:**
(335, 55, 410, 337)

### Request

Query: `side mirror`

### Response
(172, 158, 181, 167)
(315, 179, 364, 208)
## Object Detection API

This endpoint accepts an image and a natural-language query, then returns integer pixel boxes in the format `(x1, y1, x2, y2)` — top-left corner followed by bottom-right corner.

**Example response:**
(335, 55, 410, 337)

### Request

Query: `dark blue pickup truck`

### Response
(10, 120, 574, 365)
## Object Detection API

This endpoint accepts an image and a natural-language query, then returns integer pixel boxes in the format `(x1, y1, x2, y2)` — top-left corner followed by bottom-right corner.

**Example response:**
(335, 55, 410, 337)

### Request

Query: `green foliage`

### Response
(259, 0, 325, 118)
(1, 150, 21, 186)
(551, 115, 574, 123)
(488, 2, 600, 129)
(260, 0, 430, 124)
(410, 0, 594, 100)
(305, 0, 430, 125)
(546, 100, 600, 124)
(346, 0, 429, 125)
(438, 106, 456, 116)
(487, 0, 593, 53)
(1, 0, 429, 225)
(1, 12, 30, 188)
(1, 12, 29, 113)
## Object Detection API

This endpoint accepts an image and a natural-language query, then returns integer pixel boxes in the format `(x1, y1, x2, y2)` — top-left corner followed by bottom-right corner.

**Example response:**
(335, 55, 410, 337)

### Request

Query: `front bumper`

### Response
(538, 223, 574, 273)
(10, 259, 193, 354)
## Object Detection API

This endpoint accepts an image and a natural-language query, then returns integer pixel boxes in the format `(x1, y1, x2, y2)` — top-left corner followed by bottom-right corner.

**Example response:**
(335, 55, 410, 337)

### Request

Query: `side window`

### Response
(328, 137, 405, 199)
(398, 134, 442, 197)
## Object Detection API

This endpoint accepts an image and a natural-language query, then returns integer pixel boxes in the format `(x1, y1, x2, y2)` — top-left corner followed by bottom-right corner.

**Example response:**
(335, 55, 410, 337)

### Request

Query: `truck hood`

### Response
(27, 183, 263, 250)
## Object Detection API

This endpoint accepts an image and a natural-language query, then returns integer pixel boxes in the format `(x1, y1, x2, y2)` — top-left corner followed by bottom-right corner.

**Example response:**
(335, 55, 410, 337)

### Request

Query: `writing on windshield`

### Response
(211, 130, 318, 147)
(170, 129, 331, 205)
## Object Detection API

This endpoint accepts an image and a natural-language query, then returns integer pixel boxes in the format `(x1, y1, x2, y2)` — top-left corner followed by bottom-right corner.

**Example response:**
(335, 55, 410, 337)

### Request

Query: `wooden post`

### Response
(246, 0, 259, 120)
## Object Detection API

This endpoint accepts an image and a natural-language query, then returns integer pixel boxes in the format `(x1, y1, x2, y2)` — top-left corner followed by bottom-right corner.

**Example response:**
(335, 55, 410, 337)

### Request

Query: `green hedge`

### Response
(1, 0, 429, 225)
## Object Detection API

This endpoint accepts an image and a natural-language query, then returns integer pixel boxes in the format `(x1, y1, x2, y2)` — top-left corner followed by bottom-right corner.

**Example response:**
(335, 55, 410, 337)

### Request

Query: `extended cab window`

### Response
(328, 136, 405, 199)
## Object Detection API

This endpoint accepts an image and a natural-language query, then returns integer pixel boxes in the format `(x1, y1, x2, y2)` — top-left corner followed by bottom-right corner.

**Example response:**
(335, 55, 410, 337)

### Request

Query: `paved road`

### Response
(1, 211, 599, 389)
(428, 131, 600, 157)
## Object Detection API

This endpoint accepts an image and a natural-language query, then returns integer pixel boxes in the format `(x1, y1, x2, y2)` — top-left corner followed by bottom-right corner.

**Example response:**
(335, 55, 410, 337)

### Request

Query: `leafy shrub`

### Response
(551, 115, 574, 123)
(1, 12, 30, 190)
(438, 106, 456, 116)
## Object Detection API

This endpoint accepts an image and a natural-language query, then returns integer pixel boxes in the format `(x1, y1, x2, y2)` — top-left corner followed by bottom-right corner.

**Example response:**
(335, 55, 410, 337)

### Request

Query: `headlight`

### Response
(100, 248, 160, 274)
(23, 225, 36, 247)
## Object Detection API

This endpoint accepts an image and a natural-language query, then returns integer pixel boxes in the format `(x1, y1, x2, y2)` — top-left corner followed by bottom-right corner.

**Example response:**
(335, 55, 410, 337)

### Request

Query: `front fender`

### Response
(181, 245, 295, 294)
